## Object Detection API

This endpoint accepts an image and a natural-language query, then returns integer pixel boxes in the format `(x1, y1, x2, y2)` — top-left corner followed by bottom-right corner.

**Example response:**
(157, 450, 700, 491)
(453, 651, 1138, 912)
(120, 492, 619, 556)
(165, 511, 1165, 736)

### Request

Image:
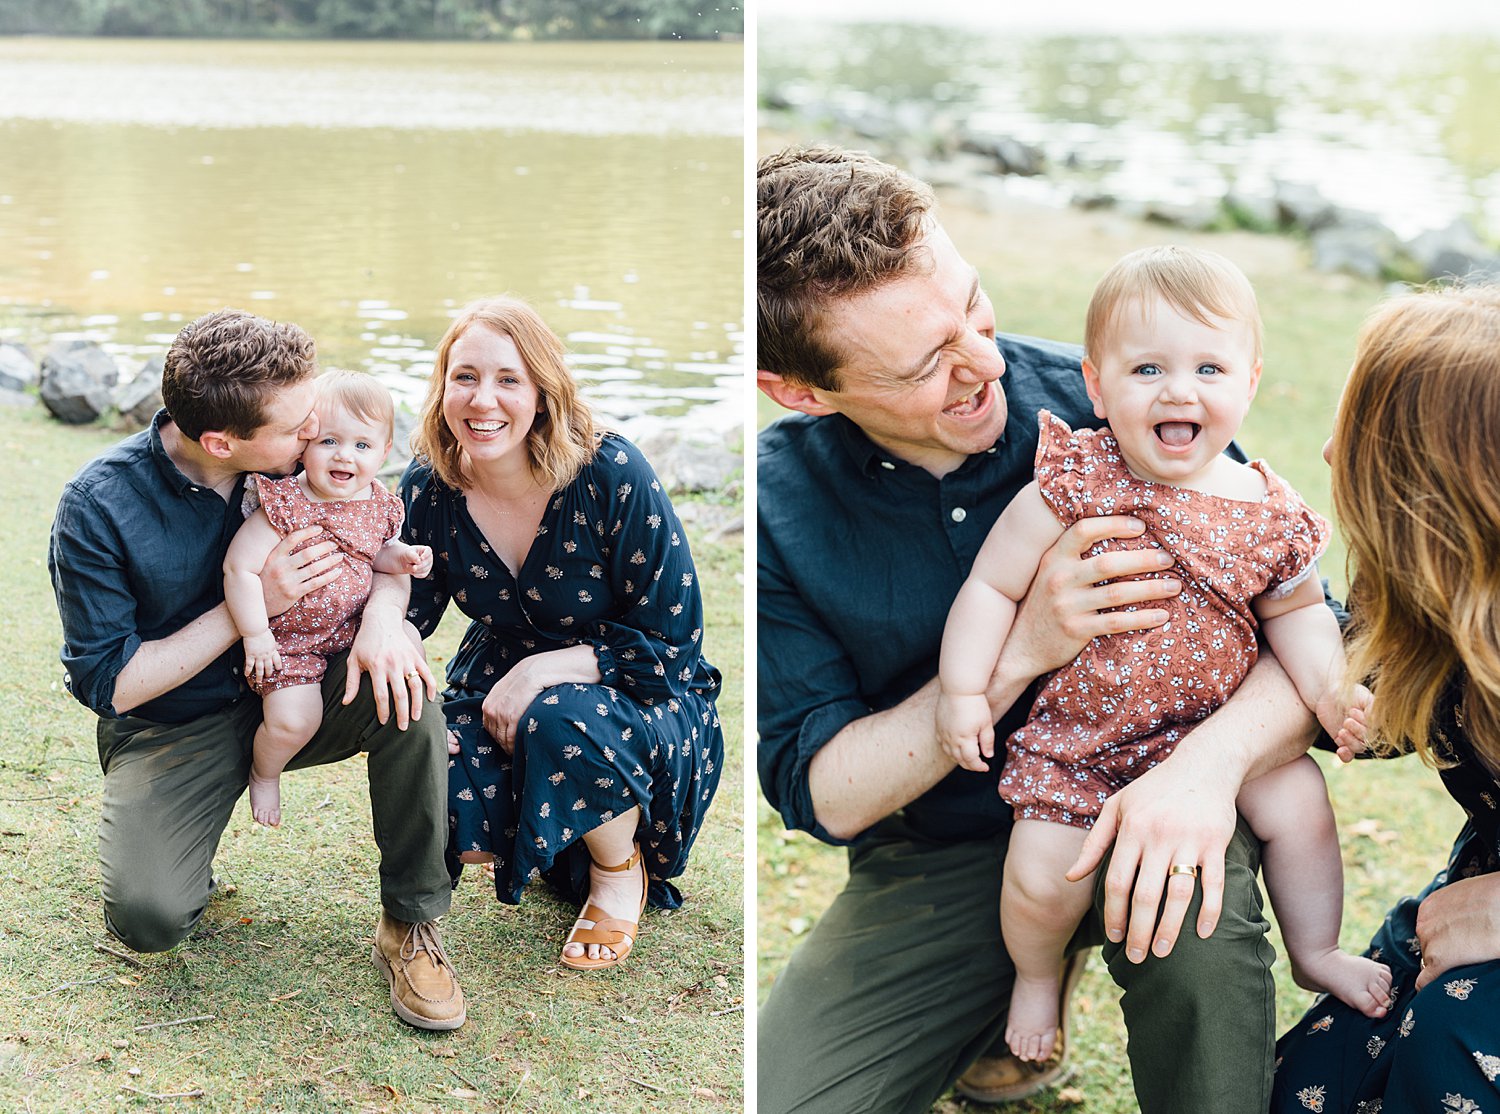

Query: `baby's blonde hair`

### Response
(314, 369, 394, 443)
(1085, 245, 1262, 364)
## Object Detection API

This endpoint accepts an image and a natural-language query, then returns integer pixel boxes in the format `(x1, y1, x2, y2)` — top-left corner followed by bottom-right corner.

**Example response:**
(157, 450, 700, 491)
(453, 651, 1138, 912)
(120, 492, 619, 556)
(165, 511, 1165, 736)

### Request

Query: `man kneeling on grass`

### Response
(48, 309, 465, 1031)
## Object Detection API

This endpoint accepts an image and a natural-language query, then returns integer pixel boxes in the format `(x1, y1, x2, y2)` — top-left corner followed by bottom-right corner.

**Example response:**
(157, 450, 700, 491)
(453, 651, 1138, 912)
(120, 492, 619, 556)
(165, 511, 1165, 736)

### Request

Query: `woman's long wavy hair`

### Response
(1332, 283, 1500, 770)
(413, 295, 598, 492)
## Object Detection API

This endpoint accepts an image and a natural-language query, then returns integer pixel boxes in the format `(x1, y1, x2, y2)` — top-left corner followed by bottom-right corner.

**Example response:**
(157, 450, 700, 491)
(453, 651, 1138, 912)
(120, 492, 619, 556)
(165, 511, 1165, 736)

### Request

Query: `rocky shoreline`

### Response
(761, 89, 1500, 286)
(1, 338, 742, 540)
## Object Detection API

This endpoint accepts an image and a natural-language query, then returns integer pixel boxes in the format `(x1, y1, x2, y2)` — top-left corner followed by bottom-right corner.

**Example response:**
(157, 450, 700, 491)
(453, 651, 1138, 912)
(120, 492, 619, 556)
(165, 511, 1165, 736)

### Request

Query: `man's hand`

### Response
(936, 691, 994, 772)
(996, 516, 1180, 685)
(242, 630, 282, 686)
(1413, 872, 1500, 990)
(344, 608, 436, 730)
(260, 526, 343, 617)
(1067, 741, 1241, 963)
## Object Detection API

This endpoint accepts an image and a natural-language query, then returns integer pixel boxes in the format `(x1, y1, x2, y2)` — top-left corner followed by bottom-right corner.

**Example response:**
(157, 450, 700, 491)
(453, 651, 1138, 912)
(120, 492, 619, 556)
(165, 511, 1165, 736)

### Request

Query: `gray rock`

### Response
(113, 354, 164, 428)
(1273, 181, 1338, 233)
(39, 340, 119, 424)
(0, 386, 37, 409)
(1144, 198, 1222, 232)
(1310, 223, 1398, 279)
(958, 133, 1045, 177)
(1405, 220, 1500, 282)
(0, 343, 38, 391)
(1223, 188, 1279, 231)
(635, 431, 740, 495)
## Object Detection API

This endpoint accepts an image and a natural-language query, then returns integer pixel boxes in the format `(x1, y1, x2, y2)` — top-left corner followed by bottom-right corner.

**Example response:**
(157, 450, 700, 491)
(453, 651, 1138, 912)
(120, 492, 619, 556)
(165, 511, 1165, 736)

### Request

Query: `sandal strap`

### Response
(566, 920, 637, 946)
(592, 847, 642, 874)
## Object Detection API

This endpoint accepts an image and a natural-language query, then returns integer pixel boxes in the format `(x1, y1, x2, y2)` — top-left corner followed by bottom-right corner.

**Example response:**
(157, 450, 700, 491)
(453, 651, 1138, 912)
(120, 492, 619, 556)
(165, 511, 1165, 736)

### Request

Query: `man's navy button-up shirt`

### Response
(49, 410, 252, 723)
(757, 334, 1103, 846)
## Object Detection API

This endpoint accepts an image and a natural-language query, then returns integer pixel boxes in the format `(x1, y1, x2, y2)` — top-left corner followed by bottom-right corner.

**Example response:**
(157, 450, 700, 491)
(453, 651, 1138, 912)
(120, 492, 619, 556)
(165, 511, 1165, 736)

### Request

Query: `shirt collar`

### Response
(830, 413, 1006, 480)
(147, 408, 246, 500)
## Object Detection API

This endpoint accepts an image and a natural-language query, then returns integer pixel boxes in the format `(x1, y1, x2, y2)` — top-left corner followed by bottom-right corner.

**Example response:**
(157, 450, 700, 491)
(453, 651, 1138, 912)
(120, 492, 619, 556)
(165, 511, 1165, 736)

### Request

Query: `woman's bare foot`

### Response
(248, 771, 282, 827)
(561, 852, 646, 964)
(1291, 948, 1393, 1018)
(1005, 972, 1062, 1063)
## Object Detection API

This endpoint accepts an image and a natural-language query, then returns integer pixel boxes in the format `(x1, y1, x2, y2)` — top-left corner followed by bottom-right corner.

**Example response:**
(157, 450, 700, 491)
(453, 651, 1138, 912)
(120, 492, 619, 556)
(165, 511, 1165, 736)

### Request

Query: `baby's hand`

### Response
(243, 630, 283, 685)
(1333, 685, 1374, 763)
(936, 691, 995, 774)
(402, 544, 434, 579)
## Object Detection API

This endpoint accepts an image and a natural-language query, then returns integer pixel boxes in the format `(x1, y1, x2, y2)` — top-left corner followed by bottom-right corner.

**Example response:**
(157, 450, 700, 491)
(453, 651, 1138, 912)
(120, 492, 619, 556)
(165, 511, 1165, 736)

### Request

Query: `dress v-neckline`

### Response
(459, 489, 549, 582)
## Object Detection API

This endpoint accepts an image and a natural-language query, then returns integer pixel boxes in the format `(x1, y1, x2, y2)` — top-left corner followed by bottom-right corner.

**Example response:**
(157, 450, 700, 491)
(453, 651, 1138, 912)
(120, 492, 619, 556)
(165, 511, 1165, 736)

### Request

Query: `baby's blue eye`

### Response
(356, 441, 371, 450)
(1197, 363, 1223, 376)
(1134, 364, 1162, 377)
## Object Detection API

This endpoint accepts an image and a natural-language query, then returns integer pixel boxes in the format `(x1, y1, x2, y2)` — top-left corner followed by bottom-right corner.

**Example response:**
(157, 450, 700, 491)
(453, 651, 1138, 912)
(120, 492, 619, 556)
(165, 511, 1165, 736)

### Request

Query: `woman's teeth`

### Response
(468, 420, 503, 432)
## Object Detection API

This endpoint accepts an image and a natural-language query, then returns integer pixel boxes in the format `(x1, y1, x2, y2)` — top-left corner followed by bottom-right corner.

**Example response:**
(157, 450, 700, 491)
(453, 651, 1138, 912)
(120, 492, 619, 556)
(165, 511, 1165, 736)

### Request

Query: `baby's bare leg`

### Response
(1238, 755, 1392, 1018)
(1001, 819, 1094, 1063)
(249, 685, 324, 828)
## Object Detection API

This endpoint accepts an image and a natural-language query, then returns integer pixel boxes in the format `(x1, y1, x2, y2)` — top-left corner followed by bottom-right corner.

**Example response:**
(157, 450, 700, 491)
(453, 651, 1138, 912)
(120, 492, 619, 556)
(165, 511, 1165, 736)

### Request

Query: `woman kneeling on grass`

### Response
(1271, 284, 1500, 1112)
(398, 295, 724, 971)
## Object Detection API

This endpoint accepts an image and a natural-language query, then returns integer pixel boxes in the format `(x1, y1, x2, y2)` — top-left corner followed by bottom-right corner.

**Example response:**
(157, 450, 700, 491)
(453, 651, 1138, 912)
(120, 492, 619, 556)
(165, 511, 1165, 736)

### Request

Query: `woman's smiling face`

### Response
(441, 324, 542, 471)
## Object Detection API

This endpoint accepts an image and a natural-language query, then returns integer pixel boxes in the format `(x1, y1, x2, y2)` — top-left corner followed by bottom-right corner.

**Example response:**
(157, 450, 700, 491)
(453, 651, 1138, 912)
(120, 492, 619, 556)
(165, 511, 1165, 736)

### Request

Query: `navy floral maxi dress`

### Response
(399, 433, 724, 911)
(1272, 679, 1500, 1113)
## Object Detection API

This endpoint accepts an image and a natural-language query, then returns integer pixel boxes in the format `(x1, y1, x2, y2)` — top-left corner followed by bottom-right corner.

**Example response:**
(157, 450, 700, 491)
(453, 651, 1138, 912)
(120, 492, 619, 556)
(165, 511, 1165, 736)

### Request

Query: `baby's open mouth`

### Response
(330, 470, 355, 483)
(943, 381, 988, 417)
(1154, 422, 1201, 448)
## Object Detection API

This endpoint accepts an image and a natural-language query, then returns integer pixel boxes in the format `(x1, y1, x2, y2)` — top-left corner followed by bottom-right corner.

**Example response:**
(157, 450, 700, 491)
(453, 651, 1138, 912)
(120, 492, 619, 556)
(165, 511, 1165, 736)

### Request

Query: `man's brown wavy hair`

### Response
(162, 309, 317, 440)
(1332, 283, 1500, 772)
(758, 145, 935, 390)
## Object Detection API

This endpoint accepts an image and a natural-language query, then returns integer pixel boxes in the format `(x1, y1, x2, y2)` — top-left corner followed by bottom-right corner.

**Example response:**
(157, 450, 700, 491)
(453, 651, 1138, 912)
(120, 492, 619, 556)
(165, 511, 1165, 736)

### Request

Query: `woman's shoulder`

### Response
(580, 431, 665, 491)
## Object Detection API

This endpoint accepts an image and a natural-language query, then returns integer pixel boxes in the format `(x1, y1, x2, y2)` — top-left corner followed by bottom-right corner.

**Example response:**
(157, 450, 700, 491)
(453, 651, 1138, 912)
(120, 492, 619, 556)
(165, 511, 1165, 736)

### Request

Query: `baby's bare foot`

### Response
(1005, 973, 1061, 1063)
(1292, 948, 1393, 1018)
(248, 771, 282, 828)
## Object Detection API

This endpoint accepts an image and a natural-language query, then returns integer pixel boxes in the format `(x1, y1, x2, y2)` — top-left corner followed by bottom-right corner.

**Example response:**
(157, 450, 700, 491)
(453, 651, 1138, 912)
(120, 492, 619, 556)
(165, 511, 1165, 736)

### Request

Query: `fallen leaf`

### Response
(116, 976, 137, 987)
(1348, 818, 1399, 845)
(426, 1047, 458, 1059)
(449, 1088, 479, 1099)
(1056, 1086, 1086, 1105)
(127, 1068, 141, 1078)
(111, 1040, 129, 1049)
(788, 916, 810, 936)
(239, 917, 254, 925)
(692, 1087, 717, 1099)
(269, 990, 302, 1002)
(93, 1051, 112, 1063)
(712, 975, 728, 989)
(576, 1086, 590, 1100)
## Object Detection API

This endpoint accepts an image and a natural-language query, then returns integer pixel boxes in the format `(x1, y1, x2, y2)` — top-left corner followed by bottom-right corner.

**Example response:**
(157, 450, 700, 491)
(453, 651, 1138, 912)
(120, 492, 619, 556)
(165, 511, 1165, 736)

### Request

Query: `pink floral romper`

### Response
(249, 474, 403, 695)
(996, 411, 1331, 829)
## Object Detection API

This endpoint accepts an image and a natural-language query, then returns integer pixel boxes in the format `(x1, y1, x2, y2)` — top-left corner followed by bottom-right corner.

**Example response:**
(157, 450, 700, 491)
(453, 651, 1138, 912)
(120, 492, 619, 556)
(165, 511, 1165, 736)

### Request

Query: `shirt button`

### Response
(951, 507, 967, 523)
(880, 460, 895, 470)
(190, 486, 200, 492)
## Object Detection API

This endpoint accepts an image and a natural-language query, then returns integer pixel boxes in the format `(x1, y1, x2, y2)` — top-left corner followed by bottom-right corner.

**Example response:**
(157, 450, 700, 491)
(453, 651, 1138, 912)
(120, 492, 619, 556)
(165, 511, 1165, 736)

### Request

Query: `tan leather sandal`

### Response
(558, 846, 648, 971)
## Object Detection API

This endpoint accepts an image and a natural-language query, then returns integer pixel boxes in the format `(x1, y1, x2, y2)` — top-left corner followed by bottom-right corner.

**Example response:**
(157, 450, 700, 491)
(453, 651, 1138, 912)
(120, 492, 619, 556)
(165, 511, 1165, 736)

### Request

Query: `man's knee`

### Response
(103, 886, 204, 953)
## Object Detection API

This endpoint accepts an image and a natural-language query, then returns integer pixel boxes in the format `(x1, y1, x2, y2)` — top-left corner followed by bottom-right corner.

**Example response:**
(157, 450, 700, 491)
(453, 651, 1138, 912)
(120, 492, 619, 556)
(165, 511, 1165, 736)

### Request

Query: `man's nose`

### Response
(954, 331, 1004, 382)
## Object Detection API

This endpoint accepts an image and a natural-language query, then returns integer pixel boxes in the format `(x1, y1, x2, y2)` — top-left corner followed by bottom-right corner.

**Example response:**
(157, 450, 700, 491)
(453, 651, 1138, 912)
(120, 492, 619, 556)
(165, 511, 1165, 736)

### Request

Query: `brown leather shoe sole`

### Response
(370, 944, 467, 1031)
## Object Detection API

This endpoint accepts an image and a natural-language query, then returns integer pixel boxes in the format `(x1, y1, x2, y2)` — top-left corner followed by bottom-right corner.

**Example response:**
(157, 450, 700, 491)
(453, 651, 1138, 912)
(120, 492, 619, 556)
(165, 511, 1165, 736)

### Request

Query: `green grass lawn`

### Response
(0, 404, 744, 1113)
(755, 177, 1470, 1112)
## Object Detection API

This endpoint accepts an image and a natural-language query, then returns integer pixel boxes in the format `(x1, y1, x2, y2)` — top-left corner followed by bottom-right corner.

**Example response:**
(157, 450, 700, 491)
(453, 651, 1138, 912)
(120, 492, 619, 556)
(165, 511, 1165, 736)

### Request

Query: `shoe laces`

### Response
(400, 920, 451, 970)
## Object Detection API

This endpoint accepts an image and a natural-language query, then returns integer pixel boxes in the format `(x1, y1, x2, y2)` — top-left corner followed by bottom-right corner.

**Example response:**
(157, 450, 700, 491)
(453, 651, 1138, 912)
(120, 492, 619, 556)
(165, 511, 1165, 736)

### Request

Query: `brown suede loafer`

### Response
(371, 913, 466, 1031)
(955, 949, 1088, 1104)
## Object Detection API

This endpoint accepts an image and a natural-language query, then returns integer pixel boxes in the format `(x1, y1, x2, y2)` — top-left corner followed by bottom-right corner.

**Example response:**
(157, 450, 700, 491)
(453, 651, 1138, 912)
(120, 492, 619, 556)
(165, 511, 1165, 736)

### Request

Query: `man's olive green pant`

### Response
(758, 814, 1276, 1113)
(95, 651, 450, 952)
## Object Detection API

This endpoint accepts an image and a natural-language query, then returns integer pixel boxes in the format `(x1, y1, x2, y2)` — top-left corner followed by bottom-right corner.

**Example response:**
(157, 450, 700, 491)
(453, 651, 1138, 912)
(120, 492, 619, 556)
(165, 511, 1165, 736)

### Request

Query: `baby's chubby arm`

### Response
(224, 509, 287, 683)
(372, 539, 433, 579)
(937, 481, 1066, 771)
(1256, 575, 1372, 760)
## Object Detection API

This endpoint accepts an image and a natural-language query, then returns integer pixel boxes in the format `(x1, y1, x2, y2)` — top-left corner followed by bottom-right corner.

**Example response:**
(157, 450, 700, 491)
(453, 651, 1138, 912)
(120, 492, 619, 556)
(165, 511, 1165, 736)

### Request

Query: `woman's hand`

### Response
(260, 526, 343, 617)
(482, 645, 604, 753)
(1414, 872, 1500, 989)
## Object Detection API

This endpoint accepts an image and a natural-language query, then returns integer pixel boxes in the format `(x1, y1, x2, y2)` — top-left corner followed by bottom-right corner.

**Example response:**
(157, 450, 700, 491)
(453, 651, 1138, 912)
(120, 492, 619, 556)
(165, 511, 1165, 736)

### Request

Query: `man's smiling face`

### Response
(804, 223, 1008, 477)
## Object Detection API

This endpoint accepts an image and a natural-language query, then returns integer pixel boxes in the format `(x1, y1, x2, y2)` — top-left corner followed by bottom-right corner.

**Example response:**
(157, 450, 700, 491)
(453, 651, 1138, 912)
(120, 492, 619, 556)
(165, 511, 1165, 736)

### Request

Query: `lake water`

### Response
(761, 22, 1500, 242)
(0, 38, 743, 433)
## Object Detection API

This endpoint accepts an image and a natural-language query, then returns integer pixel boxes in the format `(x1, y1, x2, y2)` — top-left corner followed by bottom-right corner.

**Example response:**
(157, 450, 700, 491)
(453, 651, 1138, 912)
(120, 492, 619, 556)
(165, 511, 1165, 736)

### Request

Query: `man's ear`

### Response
(1080, 358, 1108, 421)
(199, 430, 235, 461)
(757, 369, 837, 417)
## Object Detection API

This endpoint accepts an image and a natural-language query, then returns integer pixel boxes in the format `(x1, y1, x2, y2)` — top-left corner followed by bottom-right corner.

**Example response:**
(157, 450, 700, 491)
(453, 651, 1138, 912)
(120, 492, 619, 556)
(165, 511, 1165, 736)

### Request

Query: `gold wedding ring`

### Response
(1167, 863, 1199, 878)
(404, 671, 419, 680)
